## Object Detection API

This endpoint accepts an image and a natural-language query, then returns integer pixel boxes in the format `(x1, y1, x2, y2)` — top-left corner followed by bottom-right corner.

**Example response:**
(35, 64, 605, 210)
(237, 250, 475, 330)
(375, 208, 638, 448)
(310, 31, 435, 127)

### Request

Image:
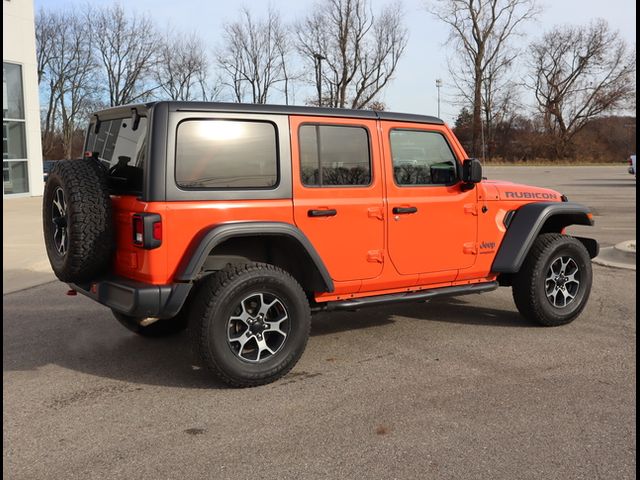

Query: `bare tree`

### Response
(36, 10, 98, 158)
(91, 4, 159, 106)
(429, 0, 539, 157)
(35, 9, 57, 85)
(528, 19, 636, 157)
(35, 9, 60, 156)
(479, 51, 520, 158)
(296, 0, 408, 109)
(155, 32, 213, 101)
(217, 8, 291, 104)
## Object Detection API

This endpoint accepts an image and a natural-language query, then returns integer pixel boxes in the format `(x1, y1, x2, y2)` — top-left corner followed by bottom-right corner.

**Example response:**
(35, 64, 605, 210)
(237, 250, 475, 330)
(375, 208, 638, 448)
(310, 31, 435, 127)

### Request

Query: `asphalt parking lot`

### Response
(3, 166, 636, 480)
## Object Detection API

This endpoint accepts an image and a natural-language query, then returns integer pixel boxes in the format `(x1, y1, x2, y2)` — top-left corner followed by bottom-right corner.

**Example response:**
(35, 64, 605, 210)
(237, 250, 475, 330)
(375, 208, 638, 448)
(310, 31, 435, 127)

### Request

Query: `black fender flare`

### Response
(175, 221, 334, 292)
(491, 202, 597, 274)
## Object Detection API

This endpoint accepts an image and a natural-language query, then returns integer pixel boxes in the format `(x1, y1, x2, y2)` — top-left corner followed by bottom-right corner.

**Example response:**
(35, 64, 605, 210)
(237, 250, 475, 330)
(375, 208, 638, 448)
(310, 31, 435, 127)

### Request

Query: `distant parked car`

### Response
(43, 160, 58, 182)
(628, 155, 636, 177)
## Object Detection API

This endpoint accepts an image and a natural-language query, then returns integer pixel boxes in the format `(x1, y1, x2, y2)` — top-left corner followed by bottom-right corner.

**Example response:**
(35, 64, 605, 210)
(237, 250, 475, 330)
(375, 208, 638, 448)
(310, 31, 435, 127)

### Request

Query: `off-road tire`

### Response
(190, 263, 311, 387)
(113, 311, 189, 337)
(512, 233, 592, 326)
(43, 160, 113, 282)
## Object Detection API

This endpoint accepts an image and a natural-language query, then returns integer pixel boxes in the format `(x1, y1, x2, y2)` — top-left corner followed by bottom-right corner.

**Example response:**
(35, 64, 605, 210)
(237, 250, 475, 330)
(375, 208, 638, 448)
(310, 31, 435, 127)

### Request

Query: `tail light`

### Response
(132, 213, 162, 249)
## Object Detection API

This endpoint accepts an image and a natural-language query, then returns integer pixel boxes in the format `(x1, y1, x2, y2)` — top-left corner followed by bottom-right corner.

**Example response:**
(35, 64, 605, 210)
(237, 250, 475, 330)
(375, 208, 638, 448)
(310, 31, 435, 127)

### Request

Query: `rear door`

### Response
(382, 122, 478, 281)
(290, 116, 384, 282)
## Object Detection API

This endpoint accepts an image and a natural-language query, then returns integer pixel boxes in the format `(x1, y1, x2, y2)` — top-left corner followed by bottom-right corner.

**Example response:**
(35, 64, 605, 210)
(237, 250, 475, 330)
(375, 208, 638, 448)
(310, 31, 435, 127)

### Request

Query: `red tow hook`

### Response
(66, 289, 77, 296)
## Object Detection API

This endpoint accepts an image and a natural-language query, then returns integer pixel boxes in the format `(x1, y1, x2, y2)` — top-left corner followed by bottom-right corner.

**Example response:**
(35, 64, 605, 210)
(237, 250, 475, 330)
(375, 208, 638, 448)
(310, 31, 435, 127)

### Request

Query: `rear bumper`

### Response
(70, 277, 192, 319)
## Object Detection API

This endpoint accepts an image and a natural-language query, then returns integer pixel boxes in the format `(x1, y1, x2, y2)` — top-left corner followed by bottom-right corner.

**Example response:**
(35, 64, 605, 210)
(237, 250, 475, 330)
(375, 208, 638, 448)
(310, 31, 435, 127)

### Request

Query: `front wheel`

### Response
(190, 263, 310, 387)
(512, 233, 593, 326)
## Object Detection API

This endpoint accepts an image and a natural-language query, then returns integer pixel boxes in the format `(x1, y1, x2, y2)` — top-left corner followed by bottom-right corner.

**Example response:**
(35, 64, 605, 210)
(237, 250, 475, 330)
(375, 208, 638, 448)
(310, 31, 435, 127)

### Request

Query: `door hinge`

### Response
(463, 242, 477, 254)
(367, 207, 384, 220)
(464, 204, 478, 216)
(367, 250, 384, 263)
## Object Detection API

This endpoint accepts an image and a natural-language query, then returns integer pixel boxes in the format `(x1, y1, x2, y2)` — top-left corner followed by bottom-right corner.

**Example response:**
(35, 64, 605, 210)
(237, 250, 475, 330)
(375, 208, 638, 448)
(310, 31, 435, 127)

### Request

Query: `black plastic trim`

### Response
(574, 236, 599, 259)
(175, 221, 335, 292)
(165, 101, 443, 125)
(146, 101, 169, 201)
(90, 101, 444, 125)
(503, 210, 516, 228)
(325, 281, 498, 310)
(392, 206, 417, 214)
(308, 209, 337, 217)
(70, 278, 191, 319)
(492, 202, 595, 273)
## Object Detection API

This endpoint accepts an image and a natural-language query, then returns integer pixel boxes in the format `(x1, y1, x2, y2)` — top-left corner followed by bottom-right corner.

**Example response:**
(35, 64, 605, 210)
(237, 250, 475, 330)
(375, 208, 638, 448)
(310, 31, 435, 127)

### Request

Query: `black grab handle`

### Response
(392, 206, 418, 214)
(308, 209, 338, 217)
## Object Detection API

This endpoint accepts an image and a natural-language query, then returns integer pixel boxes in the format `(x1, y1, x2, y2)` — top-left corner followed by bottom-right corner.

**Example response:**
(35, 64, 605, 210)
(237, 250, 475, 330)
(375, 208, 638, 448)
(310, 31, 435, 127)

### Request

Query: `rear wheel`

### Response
(190, 263, 310, 387)
(512, 233, 592, 326)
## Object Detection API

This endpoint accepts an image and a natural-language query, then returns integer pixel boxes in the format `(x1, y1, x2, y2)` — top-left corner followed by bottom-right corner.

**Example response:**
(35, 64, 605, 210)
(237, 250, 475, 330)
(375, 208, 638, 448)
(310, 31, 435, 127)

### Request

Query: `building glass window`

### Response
(3, 62, 29, 194)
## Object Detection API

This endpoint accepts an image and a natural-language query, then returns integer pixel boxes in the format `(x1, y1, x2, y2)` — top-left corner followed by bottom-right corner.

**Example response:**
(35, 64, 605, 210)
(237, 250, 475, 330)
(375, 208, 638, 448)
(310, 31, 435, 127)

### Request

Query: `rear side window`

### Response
(176, 120, 278, 189)
(299, 125, 371, 187)
(85, 116, 148, 193)
(390, 130, 458, 186)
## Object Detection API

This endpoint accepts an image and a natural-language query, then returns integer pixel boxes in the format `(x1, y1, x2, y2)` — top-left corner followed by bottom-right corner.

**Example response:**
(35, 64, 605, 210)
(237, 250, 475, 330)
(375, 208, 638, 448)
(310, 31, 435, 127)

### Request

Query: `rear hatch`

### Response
(85, 111, 162, 283)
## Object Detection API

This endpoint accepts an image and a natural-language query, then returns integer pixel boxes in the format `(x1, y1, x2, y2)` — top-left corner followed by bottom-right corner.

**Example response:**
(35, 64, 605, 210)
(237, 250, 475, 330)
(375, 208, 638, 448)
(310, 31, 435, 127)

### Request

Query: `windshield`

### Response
(85, 115, 148, 194)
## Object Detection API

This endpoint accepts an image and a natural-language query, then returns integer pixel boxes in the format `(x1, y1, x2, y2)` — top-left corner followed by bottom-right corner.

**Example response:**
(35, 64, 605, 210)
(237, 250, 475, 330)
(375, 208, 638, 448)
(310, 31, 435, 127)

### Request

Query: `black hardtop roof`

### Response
(93, 101, 444, 125)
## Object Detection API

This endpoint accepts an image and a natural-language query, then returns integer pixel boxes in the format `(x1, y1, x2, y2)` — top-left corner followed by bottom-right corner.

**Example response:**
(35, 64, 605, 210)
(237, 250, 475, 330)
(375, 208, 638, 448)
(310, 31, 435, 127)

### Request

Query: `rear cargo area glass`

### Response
(85, 117, 148, 193)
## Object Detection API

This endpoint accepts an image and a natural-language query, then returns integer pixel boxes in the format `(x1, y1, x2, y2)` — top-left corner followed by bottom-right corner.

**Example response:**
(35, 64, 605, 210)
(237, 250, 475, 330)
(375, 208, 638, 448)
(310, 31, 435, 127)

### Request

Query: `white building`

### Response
(3, 0, 43, 197)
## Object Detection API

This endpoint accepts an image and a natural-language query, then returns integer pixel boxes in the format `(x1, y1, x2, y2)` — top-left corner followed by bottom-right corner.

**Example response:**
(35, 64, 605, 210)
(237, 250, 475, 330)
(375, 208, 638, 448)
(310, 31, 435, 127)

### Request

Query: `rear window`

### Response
(85, 116, 148, 194)
(175, 120, 278, 189)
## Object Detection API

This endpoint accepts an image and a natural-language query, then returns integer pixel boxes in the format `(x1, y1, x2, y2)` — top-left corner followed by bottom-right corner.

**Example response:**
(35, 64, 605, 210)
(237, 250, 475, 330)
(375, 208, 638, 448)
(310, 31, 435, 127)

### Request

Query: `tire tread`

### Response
(190, 263, 310, 387)
(512, 233, 591, 326)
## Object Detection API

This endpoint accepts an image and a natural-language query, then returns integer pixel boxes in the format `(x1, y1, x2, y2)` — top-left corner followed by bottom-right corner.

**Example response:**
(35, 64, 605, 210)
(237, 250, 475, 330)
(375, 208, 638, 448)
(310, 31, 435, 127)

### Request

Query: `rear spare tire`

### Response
(43, 159, 114, 282)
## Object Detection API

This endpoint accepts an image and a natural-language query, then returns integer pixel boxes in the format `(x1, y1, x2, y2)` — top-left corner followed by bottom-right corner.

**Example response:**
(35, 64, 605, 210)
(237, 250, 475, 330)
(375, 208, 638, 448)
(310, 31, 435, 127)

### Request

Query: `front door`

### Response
(382, 122, 478, 281)
(291, 116, 384, 282)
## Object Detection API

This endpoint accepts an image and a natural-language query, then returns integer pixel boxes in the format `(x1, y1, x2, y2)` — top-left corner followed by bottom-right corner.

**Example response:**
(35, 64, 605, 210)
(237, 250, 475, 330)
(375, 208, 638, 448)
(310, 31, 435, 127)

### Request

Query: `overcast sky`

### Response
(35, 0, 636, 123)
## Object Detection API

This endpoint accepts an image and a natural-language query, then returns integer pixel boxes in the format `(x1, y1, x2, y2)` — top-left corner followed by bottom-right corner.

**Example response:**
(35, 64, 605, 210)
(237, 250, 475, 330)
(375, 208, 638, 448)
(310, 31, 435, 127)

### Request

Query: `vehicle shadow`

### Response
(3, 289, 533, 390)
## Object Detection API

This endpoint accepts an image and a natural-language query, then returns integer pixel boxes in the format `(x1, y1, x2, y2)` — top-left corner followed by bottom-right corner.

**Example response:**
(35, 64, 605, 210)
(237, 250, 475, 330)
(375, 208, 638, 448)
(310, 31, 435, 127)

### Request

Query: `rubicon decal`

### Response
(505, 191, 558, 200)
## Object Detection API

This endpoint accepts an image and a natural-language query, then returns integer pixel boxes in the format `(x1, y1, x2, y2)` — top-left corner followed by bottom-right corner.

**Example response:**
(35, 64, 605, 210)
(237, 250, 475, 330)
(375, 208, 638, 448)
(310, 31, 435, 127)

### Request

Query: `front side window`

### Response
(176, 120, 278, 189)
(390, 130, 458, 186)
(299, 124, 371, 187)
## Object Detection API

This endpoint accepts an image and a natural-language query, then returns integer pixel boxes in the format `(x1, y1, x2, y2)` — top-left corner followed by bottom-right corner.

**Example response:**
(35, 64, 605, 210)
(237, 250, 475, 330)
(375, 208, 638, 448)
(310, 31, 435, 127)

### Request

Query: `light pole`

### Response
(314, 53, 326, 107)
(435, 78, 442, 118)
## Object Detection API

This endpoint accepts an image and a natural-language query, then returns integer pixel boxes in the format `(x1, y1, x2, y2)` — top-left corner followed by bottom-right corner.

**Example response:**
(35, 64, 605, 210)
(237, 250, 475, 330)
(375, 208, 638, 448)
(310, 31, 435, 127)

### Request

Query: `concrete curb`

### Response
(593, 240, 636, 271)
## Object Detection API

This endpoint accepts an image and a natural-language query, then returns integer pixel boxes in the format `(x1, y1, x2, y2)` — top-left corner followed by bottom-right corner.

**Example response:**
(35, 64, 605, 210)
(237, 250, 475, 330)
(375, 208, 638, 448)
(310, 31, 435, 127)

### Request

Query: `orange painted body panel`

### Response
(112, 196, 168, 284)
(290, 116, 385, 282)
(380, 121, 477, 279)
(109, 114, 563, 303)
(111, 196, 293, 285)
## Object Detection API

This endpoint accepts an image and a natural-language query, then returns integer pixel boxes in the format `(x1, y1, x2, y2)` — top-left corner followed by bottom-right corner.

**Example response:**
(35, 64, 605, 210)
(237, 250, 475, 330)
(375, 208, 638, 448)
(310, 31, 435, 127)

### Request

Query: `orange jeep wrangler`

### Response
(43, 102, 598, 387)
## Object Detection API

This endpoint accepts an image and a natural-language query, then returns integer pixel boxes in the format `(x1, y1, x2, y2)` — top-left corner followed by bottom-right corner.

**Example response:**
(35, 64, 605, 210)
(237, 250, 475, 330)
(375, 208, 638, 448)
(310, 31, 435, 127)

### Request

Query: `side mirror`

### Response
(462, 158, 482, 185)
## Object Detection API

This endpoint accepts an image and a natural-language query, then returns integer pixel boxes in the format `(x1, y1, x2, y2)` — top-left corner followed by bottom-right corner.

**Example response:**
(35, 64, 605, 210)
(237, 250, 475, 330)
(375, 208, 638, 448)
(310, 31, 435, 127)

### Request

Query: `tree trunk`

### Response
(472, 65, 483, 158)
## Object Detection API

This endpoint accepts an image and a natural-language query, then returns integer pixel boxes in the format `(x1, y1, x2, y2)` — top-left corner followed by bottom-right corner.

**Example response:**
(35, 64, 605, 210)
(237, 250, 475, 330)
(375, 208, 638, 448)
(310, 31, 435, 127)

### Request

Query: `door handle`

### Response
(392, 206, 418, 214)
(308, 209, 337, 217)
